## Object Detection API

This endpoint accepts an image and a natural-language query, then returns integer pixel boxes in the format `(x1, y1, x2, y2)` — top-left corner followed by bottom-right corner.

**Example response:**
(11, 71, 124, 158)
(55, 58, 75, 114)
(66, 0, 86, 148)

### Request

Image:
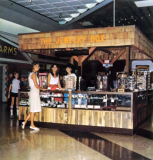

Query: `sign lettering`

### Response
(0, 45, 17, 56)
(40, 34, 105, 45)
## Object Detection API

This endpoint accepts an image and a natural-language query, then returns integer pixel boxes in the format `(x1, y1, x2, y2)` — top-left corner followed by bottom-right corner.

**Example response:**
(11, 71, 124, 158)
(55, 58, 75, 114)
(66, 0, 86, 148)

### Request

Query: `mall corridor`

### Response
(0, 102, 153, 160)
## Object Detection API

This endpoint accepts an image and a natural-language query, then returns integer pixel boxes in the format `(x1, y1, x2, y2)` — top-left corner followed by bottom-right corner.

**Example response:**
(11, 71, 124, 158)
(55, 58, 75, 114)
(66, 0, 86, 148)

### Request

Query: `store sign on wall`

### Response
(0, 42, 17, 56)
(0, 40, 27, 61)
(40, 34, 105, 45)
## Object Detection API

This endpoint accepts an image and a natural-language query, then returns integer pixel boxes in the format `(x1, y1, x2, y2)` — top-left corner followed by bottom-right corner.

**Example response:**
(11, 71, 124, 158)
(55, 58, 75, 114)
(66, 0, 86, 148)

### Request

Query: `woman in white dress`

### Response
(21, 62, 47, 131)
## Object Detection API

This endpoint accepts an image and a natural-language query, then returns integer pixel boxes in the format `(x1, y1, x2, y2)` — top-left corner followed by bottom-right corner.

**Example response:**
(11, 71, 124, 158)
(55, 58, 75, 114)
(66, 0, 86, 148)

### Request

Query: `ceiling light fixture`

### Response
(65, 18, 73, 21)
(86, 3, 97, 9)
(78, 9, 87, 13)
(96, 0, 105, 2)
(134, 0, 153, 7)
(59, 21, 66, 25)
(71, 13, 80, 18)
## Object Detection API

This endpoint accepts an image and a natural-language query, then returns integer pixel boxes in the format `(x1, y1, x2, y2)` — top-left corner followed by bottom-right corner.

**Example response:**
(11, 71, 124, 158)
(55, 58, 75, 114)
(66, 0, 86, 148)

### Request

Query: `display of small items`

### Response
(116, 70, 151, 91)
(116, 72, 129, 90)
(136, 70, 151, 90)
(40, 92, 68, 108)
(39, 73, 48, 88)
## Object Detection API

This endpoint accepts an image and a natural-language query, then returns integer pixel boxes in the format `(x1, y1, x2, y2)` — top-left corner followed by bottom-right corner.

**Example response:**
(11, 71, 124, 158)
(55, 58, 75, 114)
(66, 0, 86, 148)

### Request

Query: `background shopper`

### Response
(8, 71, 20, 118)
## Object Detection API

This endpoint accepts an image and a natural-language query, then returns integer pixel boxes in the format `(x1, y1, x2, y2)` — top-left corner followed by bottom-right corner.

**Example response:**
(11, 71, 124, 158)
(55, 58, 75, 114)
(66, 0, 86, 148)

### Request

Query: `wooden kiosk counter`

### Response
(18, 89, 152, 135)
(18, 25, 153, 134)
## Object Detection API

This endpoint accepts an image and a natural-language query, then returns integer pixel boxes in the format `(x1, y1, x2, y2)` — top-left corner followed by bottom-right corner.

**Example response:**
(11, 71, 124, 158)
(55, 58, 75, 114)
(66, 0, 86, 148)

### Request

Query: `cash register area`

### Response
(0, 103, 153, 160)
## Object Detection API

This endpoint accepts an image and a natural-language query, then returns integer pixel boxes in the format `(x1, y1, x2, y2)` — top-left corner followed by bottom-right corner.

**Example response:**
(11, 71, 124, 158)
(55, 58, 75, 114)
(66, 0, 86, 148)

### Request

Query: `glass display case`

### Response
(71, 91, 132, 111)
(136, 71, 151, 90)
(18, 90, 132, 111)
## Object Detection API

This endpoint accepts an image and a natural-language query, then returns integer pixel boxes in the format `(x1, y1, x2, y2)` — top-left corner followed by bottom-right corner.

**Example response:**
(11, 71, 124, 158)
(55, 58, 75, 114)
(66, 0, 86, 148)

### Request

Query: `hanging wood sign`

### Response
(55, 50, 89, 57)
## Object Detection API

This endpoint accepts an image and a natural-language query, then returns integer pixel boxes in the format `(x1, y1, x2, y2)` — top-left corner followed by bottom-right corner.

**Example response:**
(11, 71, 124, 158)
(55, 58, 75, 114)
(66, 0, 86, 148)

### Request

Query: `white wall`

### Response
(0, 64, 7, 102)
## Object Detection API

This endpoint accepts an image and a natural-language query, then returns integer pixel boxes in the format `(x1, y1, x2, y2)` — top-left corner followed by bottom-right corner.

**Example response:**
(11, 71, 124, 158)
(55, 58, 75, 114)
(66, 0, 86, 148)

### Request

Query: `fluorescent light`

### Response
(96, 0, 105, 2)
(86, 3, 97, 9)
(81, 21, 93, 26)
(71, 13, 80, 18)
(134, 0, 153, 7)
(59, 21, 67, 25)
(78, 9, 87, 13)
(65, 18, 73, 21)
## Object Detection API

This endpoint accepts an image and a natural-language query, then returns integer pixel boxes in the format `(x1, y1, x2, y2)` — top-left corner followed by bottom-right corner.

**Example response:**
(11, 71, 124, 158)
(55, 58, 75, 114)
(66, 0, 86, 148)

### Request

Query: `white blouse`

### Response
(49, 74, 59, 85)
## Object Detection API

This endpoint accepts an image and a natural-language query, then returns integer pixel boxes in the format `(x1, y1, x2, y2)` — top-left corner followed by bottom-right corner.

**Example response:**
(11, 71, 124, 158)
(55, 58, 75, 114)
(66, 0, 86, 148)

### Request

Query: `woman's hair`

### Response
(31, 61, 39, 71)
(49, 64, 59, 76)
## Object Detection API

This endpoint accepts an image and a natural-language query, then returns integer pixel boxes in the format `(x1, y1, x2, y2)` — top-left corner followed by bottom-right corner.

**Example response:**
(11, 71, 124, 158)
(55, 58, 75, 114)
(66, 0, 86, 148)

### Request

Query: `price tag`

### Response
(103, 99, 107, 102)
(111, 99, 114, 102)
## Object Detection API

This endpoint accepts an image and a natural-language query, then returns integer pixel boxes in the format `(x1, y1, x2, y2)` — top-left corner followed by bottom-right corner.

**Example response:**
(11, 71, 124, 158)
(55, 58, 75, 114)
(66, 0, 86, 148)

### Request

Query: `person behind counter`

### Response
(64, 63, 77, 90)
(48, 64, 63, 102)
(21, 62, 47, 131)
(47, 64, 63, 90)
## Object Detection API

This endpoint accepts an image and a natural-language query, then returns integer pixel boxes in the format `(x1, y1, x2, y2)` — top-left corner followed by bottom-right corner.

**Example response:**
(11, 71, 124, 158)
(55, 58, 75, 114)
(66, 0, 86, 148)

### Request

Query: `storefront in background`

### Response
(0, 39, 32, 102)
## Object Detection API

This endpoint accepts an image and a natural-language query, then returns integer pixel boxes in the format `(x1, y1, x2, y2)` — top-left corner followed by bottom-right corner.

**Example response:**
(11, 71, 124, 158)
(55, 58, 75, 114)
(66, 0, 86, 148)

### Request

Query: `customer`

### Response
(21, 62, 47, 131)
(64, 63, 77, 90)
(7, 72, 13, 107)
(48, 64, 63, 101)
(8, 71, 20, 118)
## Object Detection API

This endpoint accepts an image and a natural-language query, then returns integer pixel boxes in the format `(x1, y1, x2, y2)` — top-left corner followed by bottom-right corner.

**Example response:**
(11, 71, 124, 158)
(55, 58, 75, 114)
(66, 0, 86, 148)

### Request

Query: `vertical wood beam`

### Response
(78, 56, 82, 76)
(126, 46, 130, 74)
(68, 90, 72, 124)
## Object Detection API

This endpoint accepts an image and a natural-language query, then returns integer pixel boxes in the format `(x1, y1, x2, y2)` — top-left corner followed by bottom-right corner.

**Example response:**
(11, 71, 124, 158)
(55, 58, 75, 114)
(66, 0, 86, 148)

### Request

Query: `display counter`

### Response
(18, 89, 153, 135)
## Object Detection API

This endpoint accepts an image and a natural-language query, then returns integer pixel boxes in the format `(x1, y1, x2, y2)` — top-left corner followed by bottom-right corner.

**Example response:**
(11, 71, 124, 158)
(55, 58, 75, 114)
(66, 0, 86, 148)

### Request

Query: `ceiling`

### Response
(0, 0, 153, 43)
(78, 0, 153, 43)
(10, 0, 106, 25)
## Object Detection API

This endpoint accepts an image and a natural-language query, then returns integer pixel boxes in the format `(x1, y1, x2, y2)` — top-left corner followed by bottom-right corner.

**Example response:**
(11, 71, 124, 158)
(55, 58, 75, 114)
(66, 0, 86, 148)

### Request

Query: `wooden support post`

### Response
(126, 46, 130, 74)
(78, 56, 82, 76)
(68, 90, 72, 124)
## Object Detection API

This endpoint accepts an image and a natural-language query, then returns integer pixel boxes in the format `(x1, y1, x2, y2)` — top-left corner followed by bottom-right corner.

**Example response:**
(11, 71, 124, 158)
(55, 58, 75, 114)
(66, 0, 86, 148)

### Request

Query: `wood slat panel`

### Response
(19, 107, 133, 129)
(18, 26, 153, 58)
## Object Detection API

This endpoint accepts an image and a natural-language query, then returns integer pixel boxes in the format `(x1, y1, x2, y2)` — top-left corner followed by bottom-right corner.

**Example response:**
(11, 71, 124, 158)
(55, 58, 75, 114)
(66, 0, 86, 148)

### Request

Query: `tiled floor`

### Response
(0, 103, 153, 160)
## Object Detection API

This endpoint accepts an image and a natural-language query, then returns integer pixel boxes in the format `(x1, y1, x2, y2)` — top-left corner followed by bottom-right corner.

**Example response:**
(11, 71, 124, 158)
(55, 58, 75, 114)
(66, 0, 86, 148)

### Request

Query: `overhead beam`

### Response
(110, 49, 126, 64)
(93, 53, 104, 64)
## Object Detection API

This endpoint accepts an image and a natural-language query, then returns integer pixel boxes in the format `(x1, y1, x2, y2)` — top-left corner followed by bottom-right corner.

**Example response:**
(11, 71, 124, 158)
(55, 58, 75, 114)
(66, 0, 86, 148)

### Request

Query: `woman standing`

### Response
(64, 63, 77, 90)
(48, 64, 62, 90)
(48, 64, 63, 101)
(21, 62, 47, 131)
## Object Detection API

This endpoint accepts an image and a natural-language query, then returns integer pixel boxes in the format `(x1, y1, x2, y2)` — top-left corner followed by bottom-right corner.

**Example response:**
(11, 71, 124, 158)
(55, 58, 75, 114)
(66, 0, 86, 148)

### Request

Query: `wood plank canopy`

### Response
(18, 25, 153, 74)
(18, 25, 153, 58)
